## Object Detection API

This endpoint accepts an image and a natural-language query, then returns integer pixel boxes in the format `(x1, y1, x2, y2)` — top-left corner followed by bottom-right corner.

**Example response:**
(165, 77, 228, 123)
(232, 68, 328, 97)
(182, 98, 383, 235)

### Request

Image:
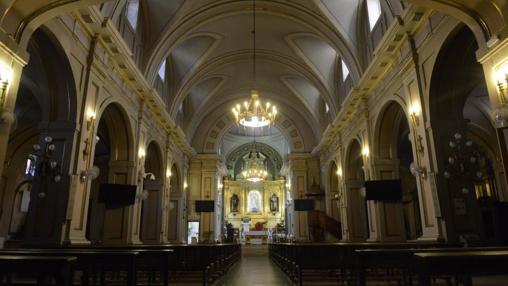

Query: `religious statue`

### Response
(248, 190, 261, 212)
(230, 194, 239, 212)
(270, 193, 279, 212)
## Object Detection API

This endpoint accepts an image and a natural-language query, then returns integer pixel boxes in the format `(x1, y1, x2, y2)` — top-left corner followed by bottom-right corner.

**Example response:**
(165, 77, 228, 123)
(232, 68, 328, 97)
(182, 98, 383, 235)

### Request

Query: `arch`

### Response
(428, 25, 503, 243)
(226, 142, 284, 180)
(373, 100, 423, 240)
(0, 28, 78, 244)
(95, 102, 135, 162)
(170, 50, 333, 124)
(145, 141, 164, 179)
(5, 0, 109, 48)
(407, 0, 505, 49)
(199, 111, 307, 154)
(86, 102, 136, 244)
(140, 140, 164, 244)
(344, 139, 368, 240)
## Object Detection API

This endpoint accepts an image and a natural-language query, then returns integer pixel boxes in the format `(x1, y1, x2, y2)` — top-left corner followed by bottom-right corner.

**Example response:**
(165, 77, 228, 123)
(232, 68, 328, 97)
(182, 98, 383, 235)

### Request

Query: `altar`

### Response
(224, 179, 286, 240)
(244, 230, 268, 244)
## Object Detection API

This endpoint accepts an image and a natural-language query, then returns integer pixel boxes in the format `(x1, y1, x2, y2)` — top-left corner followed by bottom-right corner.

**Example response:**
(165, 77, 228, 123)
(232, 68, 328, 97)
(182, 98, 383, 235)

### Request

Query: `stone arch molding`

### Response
(203, 113, 305, 154)
(406, 0, 507, 51)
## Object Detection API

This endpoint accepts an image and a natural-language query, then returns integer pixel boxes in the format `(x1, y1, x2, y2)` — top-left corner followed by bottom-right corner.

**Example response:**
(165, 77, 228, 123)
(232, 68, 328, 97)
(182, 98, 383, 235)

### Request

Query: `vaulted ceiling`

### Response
(138, 0, 369, 153)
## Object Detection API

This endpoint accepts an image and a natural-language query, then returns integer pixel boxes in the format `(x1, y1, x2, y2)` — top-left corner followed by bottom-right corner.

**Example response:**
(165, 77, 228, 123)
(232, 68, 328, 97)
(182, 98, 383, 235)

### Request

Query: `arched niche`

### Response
(86, 102, 135, 245)
(374, 101, 422, 240)
(0, 28, 77, 245)
(429, 26, 502, 243)
(140, 141, 164, 244)
(345, 139, 368, 241)
(226, 142, 283, 181)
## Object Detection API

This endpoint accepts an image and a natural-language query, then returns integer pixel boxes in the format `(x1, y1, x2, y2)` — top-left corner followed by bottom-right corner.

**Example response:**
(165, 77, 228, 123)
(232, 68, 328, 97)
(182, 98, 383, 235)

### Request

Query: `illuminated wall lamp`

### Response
(362, 146, 370, 158)
(86, 109, 96, 131)
(0, 64, 12, 107)
(408, 103, 420, 126)
(410, 161, 427, 179)
(166, 169, 172, 178)
(138, 147, 146, 159)
(495, 64, 508, 104)
(336, 166, 343, 179)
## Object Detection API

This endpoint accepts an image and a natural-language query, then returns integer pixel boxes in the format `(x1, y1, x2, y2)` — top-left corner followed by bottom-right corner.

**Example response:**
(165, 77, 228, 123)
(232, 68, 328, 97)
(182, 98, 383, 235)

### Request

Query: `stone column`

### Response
(188, 154, 220, 243)
(0, 32, 29, 190)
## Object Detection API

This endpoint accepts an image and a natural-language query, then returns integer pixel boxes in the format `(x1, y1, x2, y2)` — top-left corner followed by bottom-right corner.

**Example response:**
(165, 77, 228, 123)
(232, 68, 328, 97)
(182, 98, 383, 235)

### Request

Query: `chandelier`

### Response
(232, 90, 277, 128)
(232, 0, 277, 128)
(242, 143, 268, 182)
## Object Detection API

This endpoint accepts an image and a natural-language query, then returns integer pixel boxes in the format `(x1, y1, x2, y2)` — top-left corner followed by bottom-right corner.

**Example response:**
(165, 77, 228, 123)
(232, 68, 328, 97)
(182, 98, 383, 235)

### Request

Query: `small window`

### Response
(126, 0, 139, 30)
(341, 59, 350, 81)
(325, 103, 330, 113)
(158, 60, 166, 81)
(367, 0, 382, 31)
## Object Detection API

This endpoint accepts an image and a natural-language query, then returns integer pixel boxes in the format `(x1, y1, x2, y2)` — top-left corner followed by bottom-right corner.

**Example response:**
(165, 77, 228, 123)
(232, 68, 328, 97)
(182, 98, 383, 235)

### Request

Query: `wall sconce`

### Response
(362, 146, 370, 158)
(410, 161, 427, 179)
(166, 168, 172, 178)
(138, 147, 146, 159)
(495, 63, 508, 104)
(144, 172, 156, 181)
(408, 102, 421, 126)
(183, 181, 188, 189)
(86, 109, 96, 131)
(0, 63, 12, 107)
(336, 166, 343, 179)
(80, 166, 100, 183)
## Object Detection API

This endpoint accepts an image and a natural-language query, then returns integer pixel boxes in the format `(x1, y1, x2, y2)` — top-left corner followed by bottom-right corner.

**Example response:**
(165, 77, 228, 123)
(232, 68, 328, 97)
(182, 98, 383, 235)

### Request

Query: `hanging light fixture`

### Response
(232, 0, 277, 128)
(242, 144, 268, 182)
(242, 130, 268, 182)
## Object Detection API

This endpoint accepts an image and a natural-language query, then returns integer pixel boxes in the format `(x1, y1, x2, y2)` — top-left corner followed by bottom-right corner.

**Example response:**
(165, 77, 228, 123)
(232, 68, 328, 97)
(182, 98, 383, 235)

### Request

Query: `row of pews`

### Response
(0, 243, 240, 286)
(269, 242, 508, 286)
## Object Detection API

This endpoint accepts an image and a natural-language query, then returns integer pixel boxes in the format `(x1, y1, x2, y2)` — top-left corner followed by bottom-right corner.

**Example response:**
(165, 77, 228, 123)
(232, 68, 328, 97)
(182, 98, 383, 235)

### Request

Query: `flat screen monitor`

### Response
(99, 183, 137, 207)
(364, 180, 402, 202)
(294, 199, 314, 211)
(195, 200, 215, 212)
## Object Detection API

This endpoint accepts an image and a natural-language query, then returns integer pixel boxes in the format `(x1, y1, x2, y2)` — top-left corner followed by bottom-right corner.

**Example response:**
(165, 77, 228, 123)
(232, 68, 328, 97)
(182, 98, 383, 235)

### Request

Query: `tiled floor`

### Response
(214, 245, 294, 286)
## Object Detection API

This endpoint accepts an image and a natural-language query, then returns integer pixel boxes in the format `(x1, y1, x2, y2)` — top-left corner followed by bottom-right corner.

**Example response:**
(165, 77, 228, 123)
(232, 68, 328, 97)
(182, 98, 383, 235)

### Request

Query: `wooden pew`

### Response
(415, 250, 508, 286)
(0, 249, 139, 286)
(76, 246, 173, 286)
(0, 255, 77, 286)
(355, 246, 508, 286)
(269, 242, 455, 286)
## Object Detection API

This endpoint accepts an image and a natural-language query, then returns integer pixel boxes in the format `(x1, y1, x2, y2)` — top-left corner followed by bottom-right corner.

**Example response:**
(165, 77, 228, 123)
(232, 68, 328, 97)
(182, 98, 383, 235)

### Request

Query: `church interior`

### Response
(1, 0, 508, 285)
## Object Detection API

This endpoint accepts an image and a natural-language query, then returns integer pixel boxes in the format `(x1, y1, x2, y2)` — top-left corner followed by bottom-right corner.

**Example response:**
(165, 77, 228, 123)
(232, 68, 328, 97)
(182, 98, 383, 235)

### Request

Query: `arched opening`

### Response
(140, 141, 164, 244)
(376, 101, 422, 240)
(429, 25, 503, 244)
(167, 164, 180, 242)
(0, 28, 77, 245)
(345, 140, 368, 241)
(328, 161, 340, 222)
(86, 103, 134, 245)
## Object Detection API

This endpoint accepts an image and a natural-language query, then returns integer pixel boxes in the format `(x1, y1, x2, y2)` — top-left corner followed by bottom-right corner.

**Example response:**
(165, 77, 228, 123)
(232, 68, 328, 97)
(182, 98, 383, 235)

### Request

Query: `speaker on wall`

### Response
(364, 180, 402, 202)
(294, 199, 314, 211)
(195, 200, 215, 212)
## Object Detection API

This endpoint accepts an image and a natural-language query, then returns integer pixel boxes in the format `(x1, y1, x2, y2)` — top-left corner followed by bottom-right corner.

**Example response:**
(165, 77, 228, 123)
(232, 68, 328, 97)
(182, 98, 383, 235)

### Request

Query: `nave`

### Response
(2, 0, 508, 285)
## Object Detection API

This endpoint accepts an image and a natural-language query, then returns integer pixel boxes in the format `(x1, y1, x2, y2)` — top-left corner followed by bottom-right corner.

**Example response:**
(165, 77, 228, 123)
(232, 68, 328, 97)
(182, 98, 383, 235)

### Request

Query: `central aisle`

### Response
(215, 245, 293, 286)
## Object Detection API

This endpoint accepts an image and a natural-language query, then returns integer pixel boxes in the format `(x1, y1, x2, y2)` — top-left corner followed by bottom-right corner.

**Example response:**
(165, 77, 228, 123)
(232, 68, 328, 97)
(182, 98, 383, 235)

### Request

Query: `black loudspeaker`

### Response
(294, 199, 314, 211)
(195, 200, 215, 212)
(364, 180, 402, 202)
(99, 184, 137, 207)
